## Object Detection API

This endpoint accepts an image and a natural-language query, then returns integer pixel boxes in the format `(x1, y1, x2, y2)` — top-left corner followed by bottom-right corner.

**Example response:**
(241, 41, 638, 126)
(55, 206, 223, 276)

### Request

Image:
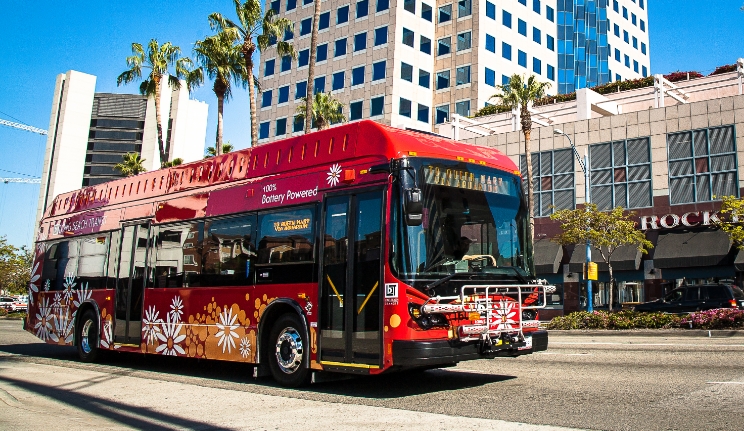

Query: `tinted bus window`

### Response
(78, 235, 109, 289)
(202, 216, 256, 286)
(42, 240, 80, 291)
(256, 207, 316, 283)
(152, 222, 205, 288)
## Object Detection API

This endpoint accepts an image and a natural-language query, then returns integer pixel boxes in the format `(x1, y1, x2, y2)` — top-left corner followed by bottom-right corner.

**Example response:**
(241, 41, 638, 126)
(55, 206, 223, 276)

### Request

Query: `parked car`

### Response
(1, 296, 21, 312)
(634, 284, 744, 314)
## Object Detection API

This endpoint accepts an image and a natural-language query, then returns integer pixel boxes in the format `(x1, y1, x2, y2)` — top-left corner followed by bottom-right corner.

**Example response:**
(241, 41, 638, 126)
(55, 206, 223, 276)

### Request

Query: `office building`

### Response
(257, 0, 649, 141)
(36, 70, 208, 223)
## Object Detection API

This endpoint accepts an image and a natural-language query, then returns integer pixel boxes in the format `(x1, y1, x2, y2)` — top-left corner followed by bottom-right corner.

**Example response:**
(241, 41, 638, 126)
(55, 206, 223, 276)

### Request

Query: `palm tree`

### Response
(209, 0, 295, 146)
(190, 31, 247, 156)
(161, 158, 184, 168)
(117, 40, 192, 166)
(295, 92, 346, 131)
(305, 0, 322, 133)
(205, 142, 235, 158)
(490, 74, 551, 243)
(114, 153, 147, 176)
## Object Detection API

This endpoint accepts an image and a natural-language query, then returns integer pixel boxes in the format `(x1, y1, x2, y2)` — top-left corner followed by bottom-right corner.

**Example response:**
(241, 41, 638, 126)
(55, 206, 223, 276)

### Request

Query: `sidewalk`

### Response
(547, 329, 744, 337)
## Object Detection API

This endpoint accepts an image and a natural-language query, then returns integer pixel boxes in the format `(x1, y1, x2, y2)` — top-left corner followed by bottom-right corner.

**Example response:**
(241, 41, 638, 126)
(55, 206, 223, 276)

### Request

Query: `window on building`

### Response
(262, 90, 272, 108)
(435, 105, 449, 124)
(612, 0, 619, 12)
(298, 49, 310, 67)
(533, 57, 541, 75)
(352, 65, 365, 86)
(281, 55, 292, 71)
(518, 0, 526, 5)
(641, 42, 647, 55)
(303, 0, 312, 5)
(264, 59, 275, 76)
(547, 34, 554, 51)
(437, 37, 451, 55)
(372, 60, 386, 81)
(486, 1, 495, 19)
(410, 69, 428, 90)
(337, 5, 349, 24)
(278, 85, 289, 104)
(546, 5, 554, 21)
(668, 126, 739, 204)
(533, 27, 541, 44)
(420, 36, 432, 54)
(590, 138, 652, 209)
(624, 54, 630, 67)
(631, 13, 637, 26)
(518, 19, 527, 36)
(349, 100, 363, 120)
(319, 12, 330, 29)
(314, 76, 325, 94)
(633, 60, 639, 73)
(640, 0, 645, 9)
(287, 0, 296, 11)
(370, 96, 384, 116)
(502, 42, 512, 60)
(404, 0, 415, 13)
(422, 2, 432, 20)
(520, 149, 575, 216)
(259, 121, 270, 139)
(354, 32, 367, 51)
(276, 118, 287, 136)
(317, 43, 328, 62)
(377, 0, 389, 12)
(456, 65, 470, 85)
(399, 98, 412, 117)
(438, 4, 452, 23)
(485, 67, 496, 87)
(518, 50, 527, 67)
(547, 64, 555, 81)
(457, 32, 471, 50)
(614, 23, 620, 37)
(623, 30, 629, 43)
(616, 73, 622, 81)
(417, 103, 429, 123)
(295, 81, 307, 99)
(622, 6, 628, 19)
(401, 62, 413, 82)
(436, 70, 450, 89)
(271, 0, 280, 13)
(284, 28, 294, 41)
(374, 26, 388, 45)
(293, 115, 303, 132)
(335, 38, 347, 56)
(485, 34, 496, 53)
(357, 0, 369, 18)
(533, 0, 540, 14)
(332, 71, 345, 90)
(458, 0, 471, 17)
(642, 66, 648, 77)
(614, 48, 620, 61)
(640, 19, 646, 32)
(632, 36, 638, 49)
(502, 74, 510, 85)
(402, 28, 414, 47)
(503, 10, 512, 28)
(455, 100, 470, 117)
(300, 17, 312, 35)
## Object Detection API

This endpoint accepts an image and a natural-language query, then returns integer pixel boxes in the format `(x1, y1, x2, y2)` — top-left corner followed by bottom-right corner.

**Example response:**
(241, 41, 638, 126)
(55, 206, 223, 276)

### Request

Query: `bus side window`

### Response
(202, 216, 256, 287)
(41, 240, 79, 291)
(152, 221, 205, 288)
(78, 234, 110, 289)
(256, 207, 316, 284)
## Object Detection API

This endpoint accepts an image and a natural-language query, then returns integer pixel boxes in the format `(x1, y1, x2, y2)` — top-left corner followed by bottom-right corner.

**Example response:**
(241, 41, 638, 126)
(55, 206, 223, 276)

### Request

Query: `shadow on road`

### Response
(0, 374, 233, 430)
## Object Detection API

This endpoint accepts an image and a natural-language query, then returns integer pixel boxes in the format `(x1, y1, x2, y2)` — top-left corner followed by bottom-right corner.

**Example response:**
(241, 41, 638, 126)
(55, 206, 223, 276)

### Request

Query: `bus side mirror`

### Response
(404, 188, 423, 226)
(368, 163, 391, 174)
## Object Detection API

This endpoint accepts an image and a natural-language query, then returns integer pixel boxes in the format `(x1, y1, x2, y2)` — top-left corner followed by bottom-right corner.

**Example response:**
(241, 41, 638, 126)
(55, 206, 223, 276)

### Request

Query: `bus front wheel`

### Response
(77, 310, 100, 362)
(267, 313, 310, 387)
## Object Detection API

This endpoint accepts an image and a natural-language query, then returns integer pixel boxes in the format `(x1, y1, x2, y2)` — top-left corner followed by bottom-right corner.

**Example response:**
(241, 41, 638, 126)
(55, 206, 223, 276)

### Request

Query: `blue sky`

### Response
(0, 0, 743, 248)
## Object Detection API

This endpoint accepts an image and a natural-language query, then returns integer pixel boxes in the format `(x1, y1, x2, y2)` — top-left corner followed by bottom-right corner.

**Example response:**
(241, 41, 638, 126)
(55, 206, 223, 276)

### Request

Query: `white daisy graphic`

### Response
(142, 305, 163, 345)
(43, 280, 50, 292)
(169, 296, 184, 322)
(156, 314, 186, 356)
(52, 292, 63, 311)
(326, 163, 342, 187)
(239, 337, 252, 358)
(62, 274, 76, 303)
(215, 307, 240, 354)
(100, 319, 113, 349)
(491, 299, 518, 330)
(73, 282, 91, 308)
(28, 262, 40, 305)
(34, 297, 53, 341)
(50, 309, 75, 344)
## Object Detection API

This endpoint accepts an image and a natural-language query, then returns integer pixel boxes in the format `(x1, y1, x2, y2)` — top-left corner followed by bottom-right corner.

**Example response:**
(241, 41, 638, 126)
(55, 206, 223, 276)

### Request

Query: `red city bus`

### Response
(27, 121, 552, 386)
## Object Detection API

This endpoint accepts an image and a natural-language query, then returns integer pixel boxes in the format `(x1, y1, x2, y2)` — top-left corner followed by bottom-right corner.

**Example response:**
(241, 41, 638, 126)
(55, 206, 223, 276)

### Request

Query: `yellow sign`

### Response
(587, 262, 598, 280)
(273, 218, 310, 232)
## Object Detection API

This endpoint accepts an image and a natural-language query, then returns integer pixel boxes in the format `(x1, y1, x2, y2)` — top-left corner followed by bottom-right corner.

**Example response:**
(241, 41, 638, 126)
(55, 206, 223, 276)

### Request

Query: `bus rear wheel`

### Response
(77, 310, 100, 363)
(267, 313, 310, 387)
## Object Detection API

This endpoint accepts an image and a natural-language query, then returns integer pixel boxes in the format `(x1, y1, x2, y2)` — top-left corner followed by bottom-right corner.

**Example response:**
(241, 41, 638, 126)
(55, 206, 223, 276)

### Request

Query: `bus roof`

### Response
(45, 120, 517, 220)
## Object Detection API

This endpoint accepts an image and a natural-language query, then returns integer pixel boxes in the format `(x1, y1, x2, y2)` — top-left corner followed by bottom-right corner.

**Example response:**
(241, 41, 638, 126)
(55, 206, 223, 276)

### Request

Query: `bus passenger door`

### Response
(320, 190, 383, 367)
(114, 222, 149, 345)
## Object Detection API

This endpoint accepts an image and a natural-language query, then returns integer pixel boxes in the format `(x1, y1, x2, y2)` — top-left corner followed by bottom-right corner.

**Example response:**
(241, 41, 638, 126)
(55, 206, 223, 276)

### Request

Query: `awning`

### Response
(568, 244, 642, 273)
(533, 239, 563, 274)
(732, 247, 744, 272)
(653, 230, 732, 269)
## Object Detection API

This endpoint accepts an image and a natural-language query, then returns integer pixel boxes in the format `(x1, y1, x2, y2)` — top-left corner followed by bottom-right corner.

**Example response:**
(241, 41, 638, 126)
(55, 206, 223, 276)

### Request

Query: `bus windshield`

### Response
(392, 158, 532, 281)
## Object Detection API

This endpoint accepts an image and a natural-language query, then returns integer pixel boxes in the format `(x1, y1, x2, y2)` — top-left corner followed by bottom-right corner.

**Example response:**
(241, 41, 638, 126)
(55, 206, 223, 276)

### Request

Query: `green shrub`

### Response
(0, 308, 7, 317)
(547, 310, 682, 330)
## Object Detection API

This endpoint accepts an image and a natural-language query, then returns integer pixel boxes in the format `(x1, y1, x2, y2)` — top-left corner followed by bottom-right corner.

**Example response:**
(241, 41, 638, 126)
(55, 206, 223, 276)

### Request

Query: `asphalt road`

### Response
(2, 319, 744, 431)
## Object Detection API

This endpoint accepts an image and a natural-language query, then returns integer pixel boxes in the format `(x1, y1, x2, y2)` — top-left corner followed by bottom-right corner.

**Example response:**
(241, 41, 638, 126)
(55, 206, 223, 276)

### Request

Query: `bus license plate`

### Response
(519, 335, 533, 351)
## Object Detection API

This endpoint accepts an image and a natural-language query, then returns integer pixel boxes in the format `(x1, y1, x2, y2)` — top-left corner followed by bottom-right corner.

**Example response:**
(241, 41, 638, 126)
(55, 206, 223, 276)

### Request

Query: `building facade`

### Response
(439, 65, 744, 318)
(36, 70, 208, 224)
(257, 0, 648, 142)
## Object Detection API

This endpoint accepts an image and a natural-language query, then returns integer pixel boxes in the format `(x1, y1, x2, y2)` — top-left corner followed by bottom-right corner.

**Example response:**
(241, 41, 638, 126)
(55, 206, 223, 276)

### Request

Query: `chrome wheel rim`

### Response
(81, 319, 93, 354)
(275, 326, 303, 374)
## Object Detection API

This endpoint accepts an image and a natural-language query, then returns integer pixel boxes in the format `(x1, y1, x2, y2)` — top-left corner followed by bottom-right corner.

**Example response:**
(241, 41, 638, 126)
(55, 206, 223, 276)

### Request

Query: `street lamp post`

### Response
(554, 129, 593, 312)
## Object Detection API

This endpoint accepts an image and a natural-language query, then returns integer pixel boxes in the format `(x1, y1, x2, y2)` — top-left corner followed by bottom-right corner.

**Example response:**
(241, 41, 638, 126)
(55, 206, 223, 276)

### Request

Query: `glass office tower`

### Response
(557, 0, 610, 94)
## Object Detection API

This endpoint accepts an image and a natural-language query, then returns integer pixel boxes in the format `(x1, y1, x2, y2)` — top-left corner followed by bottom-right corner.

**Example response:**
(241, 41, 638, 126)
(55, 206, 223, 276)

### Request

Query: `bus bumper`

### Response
(392, 330, 548, 367)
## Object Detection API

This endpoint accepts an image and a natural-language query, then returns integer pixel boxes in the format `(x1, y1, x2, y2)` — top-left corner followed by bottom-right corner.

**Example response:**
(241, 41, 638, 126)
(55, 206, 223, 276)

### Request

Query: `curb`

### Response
(547, 329, 744, 338)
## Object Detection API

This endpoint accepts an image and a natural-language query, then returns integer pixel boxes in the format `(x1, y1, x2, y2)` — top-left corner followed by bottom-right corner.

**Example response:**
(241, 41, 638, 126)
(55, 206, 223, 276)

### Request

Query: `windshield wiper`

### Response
(424, 272, 483, 292)
(506, 267, 530, 284)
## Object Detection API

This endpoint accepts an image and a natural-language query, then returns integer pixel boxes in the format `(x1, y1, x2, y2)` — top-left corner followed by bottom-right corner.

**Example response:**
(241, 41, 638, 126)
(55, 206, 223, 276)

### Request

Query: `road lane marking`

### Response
(538, 352, 593, 356)
(550, 341, 744, 347)
(706, 381, 744, 385)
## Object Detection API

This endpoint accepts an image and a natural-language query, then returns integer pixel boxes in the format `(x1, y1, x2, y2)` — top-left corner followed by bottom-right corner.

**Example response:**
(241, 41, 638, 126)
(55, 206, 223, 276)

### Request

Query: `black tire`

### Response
(77, 310, 100, 362)
(267, 313, 310, 387)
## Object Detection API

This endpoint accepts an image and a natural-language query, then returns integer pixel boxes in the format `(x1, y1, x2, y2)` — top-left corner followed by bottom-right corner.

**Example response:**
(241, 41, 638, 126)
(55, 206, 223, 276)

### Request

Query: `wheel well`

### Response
(74, 301, 99, 347)
(258, 301, 306, 365)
